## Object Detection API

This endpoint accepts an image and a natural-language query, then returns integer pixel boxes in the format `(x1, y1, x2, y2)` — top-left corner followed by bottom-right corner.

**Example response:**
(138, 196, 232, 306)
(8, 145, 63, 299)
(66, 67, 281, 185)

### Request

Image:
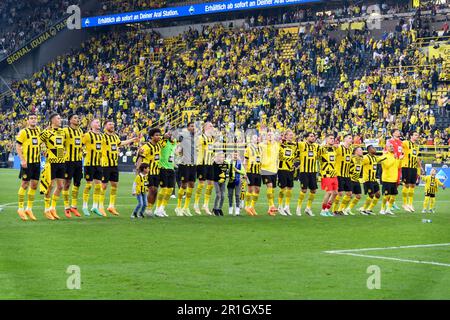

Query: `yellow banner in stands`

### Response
(428, 44, 450, 60)
(283, 27, 299, 34)
(413, 0, 421, 8)
(340, 21, 365, 31)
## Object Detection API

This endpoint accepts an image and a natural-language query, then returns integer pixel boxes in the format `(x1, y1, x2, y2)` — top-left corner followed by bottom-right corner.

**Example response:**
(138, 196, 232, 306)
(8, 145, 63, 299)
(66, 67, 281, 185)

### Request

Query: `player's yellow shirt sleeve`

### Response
(16, 129, 27, 144)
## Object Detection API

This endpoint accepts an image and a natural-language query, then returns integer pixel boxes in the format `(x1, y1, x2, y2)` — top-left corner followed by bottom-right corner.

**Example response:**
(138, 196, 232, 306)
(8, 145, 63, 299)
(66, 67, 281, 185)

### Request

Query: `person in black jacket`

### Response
(212, 152, 230, 216)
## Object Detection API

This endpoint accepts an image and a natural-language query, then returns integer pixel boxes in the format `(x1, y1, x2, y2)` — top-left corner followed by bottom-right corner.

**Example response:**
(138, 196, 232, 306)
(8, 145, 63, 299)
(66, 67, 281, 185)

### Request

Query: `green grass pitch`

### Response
(0, 168, 449, 299)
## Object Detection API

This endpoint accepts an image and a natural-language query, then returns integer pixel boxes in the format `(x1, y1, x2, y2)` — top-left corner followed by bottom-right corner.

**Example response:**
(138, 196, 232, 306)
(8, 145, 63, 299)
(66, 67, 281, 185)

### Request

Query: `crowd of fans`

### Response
(0, 0, 82, 60)
(0, 1, 449, 164)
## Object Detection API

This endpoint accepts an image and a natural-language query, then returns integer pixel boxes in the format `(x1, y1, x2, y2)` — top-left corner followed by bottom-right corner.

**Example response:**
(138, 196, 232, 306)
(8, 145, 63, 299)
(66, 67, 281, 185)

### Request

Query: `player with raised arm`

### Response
(277, 129, 297, 216)
(401, 131, 421, 212)
(318, 134, 338, 217)
(260, 130, 279, 216)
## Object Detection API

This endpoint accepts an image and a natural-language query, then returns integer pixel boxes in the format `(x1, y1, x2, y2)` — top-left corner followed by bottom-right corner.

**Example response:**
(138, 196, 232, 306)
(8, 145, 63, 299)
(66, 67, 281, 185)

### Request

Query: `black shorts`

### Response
(50, 163, 66, 180)
(148, 174, 160, 188)
(247, 173, 262, 187)
(278, 170, 294, 188)
(299, 172, 318, 190)
(363, 181, 380, 195)
(262, 174, 277, 186)
(179, 164, 196, 182)
(351, 181, 362, 195)
(84, 166, 103, 182)
(338, 176, 352, 192)
(65, 161, 83, 186)
(197, 165, 214, 181)
(102, 166, 119, 183)
(159, 168, 175, 188)
(19, 163, 41, 181)
(402, 168, 418, 185)
(382, 182, 398, 195)
(425, 193, 436, 198)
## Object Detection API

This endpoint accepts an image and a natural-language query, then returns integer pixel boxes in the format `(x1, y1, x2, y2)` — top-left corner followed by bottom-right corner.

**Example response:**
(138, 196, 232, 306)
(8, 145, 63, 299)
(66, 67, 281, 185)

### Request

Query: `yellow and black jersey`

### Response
(102, 133, 121, 167)
(82, 131, 103, 166)
(244, 143, 262, 174)
(380, 152, 401, 183)
(63, 127, 83, 162)
(278, 141, 297, 171)
(349, 156, 364, 182)
(297, 141, 319, 173)
(318, 146, 337, 178)
(197, 134, 215, 166)
(362, 154, 385, 182)
(401, 140, 420, 169)
(16, 127, 41, 164)
(134, 173, 149, 194)
(138, 140, 166, 175)
(335, 145, 353, 178)
(39, 128, 65, 164)
(260, 141, 279, 173)
(422, 175, 444, 195)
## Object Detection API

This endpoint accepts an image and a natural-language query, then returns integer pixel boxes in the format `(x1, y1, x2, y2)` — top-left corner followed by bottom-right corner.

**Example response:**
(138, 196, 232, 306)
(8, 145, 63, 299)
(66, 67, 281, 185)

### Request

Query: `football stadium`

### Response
(0, 0, 449, 302)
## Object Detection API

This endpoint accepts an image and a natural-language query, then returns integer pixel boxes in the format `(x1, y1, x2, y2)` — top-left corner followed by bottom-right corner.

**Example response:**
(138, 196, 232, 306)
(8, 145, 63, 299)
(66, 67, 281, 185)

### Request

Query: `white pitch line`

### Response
(324, 243, 450, 254)
(327, 252, 450, 268)
(324, 243, 450, 268)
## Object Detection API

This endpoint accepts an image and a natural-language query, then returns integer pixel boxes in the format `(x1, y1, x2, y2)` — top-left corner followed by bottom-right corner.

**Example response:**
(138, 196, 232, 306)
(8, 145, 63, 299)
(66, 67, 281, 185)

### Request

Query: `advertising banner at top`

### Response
(82, 0, 322, 28)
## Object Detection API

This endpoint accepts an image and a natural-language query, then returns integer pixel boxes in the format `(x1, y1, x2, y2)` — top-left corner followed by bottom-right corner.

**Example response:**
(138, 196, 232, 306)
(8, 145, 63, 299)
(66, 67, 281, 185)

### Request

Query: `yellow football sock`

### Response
(381, 195, 389, 211)
(18, 186, 26, 210)
(267, 187, 275, 207)
(278, 189, 284, 206)
(194, 183, 205, 205)
(177, 188, 185, 208)
(99, 187, 106, 209)
(349, 197, 360, 209)
(109, 186, 117, 208)
(408, 187, 414, 206)
(92, 184, 100, 208)
(204, 184, 213, 206)
(184, 187, 193, 209)
(62, 190, 70, 209)
(44, 196, 51, 211)
(285, 189, 292, 207)
(430, 197, 436, 210)
(251, 193, 259, 208)
(402, 186, 409, 206)
(51, 194, 60, 209)
(388, 195, 396, 209)
(83, 183, 92, 207)
(306, 193, 315, 209)
(27, 188, 36, 209)
(71, 186, 79, 208)
(338, 195, 351, 211)
(156, 188, 165, 207)
(332, 195, 341, 212)
(423, 196, 430, 210)
(362, 197, 372, 210)
(297, 191, 306, 208)
(368, 197, 379, 210)
(163, 188, 173, 206)
(245, 191, 252, 208)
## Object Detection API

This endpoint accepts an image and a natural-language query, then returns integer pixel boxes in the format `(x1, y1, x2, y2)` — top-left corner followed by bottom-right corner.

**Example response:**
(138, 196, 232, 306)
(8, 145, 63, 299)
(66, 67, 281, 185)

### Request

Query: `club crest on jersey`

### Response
(32, 138, 38, 145)
(85, 174, 90, 179)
